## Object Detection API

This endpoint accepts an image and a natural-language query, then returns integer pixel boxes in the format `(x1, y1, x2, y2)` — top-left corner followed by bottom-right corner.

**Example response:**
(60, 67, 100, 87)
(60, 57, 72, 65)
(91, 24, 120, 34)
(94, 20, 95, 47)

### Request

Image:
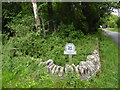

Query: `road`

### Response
(102, 29, 120, 46)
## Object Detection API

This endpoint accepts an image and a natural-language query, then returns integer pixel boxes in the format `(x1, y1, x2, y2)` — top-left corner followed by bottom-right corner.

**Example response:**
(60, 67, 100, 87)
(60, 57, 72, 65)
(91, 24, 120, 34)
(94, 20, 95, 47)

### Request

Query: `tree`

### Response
(2, 2, 22, 36)
(3, 2, 115, 35)
(31, 0, 41, 30)
(116, 17, 120, 28)
(47, 2, 54, 32)
(81, 2, 112, 33)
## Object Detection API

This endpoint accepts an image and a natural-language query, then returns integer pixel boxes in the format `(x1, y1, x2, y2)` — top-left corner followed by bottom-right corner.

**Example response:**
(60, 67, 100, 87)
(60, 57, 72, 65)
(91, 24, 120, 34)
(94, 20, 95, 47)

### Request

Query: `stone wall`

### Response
(38, 49, 100, 81)
(37, 38, 101, 81)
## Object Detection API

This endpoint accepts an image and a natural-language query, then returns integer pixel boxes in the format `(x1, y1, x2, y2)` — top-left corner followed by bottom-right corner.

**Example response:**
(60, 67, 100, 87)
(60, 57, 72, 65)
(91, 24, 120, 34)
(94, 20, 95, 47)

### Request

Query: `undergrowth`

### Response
(2, 27, 119, 88)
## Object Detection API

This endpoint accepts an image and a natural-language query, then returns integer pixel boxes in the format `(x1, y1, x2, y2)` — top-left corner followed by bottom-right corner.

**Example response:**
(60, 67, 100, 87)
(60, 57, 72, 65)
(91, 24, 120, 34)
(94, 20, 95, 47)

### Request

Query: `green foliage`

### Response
(2, 2, 119, 88)
(57, 23, 84, 39)
(102, 14, 119, 28)
(2, 2, 33, 34)
(3, 2, 117, 35)
(116, 17, 120, 28)
(6, 13, 35, 37)
(2, 27, 118, 88)
(106, 28, 120, 32)
(2, 56, 52, 88)
(4, 24, 96, 67)
(81, 2, 112, 33)
(96, 35, 118, 88)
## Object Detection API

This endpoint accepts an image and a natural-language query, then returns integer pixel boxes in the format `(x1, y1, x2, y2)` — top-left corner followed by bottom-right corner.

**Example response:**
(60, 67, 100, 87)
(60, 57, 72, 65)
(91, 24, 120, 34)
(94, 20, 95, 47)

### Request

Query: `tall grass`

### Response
(2, 30, 97, 88)
(86, 35, 119, 88)
(2, 30, 119, 88)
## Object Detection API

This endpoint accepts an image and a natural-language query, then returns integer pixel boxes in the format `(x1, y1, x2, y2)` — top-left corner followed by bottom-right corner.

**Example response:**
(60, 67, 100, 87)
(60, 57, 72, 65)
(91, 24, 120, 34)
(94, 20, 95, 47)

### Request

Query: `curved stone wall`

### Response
(37, 38, 101, 81)
(38, 49, 101, 81)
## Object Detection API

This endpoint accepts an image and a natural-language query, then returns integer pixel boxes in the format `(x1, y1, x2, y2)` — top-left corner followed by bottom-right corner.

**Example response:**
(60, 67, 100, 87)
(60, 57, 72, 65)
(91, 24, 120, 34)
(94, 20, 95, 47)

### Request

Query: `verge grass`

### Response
(106, 28, 120, 32)
(88, 34, 119, 88)
(2, 30, 97, 88)
(2, 29, 119, 88)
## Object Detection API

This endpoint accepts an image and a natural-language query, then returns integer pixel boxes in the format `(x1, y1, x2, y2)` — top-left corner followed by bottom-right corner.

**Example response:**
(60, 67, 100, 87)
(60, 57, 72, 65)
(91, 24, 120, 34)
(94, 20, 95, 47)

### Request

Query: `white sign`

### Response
(64, 43, 77, 54)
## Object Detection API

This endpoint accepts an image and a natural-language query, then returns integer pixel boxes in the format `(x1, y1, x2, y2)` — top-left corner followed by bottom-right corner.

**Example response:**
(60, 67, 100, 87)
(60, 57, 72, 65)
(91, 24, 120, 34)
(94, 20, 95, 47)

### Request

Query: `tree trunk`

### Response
(31, 0, 41, 30)
(47, 2, 54, 33)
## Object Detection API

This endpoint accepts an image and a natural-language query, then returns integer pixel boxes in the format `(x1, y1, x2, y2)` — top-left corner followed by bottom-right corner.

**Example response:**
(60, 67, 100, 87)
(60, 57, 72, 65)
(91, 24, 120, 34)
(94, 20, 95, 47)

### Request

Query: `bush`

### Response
(5, 24, 96, 66)
(5, 13, 35, 37)
(101, 14, 118, 28)
(116, 17, 120, 28)
(2, 23, 98, 88)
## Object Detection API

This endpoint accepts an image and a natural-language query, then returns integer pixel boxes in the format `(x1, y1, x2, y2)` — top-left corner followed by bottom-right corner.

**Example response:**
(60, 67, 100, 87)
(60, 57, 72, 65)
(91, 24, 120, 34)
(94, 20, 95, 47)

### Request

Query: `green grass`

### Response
(2, 30, 119, 88)
(106, 28, 120, 32)
(2, 30, 97, 88)
(0, 32, 2, 89)
(88, 35, 119, 88)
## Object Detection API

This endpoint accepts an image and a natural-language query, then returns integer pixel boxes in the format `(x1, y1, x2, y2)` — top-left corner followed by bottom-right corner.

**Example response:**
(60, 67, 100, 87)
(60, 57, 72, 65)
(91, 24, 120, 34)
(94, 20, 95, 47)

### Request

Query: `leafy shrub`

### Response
(2, 33, 9, 45)
(116, 17, 120, 28)
(5, 24, 96, 66)
(102, 14, 118, 28)
(57, 23, 85, 39)
(2, 23, 99, 88)
(5, 13, 35, 37)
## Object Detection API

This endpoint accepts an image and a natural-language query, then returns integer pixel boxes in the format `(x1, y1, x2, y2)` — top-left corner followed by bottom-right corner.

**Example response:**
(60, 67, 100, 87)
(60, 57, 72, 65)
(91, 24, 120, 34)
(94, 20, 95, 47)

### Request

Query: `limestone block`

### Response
(78, 61, 94, 81)
(86, 60, 95, 68)
(78, 65, 88, 75)
(70, 64, 77, 75)
(58, 67, 64, 76)
(87, 55, 99, 65)
(55, 66, 61, 74)
(95, 62, 101, 73)
(79, 61, 86, 66)
(75, 65, 79, 74)
(87, 55, 95, 61)
(47, 66, 51, 73)
(91, 56, 100, 70)
(51, 65, 57, 74)
(48, 64, 55, 72)
(46, 59, 53, 66)
(78, 65, 89, 80)
(71, 64, 77, 73)
(71, 64, 80, 76)
(94, 55, 100, 61)
(86, 60, 96, 76)
(93, 50, 99, 55)
(46, 63, 54, 73)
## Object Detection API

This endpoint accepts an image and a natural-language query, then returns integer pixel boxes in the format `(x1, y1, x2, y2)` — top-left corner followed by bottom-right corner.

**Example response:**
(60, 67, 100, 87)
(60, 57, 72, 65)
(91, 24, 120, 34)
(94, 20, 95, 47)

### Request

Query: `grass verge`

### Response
(87, 34, 119, 88)
(2, 30, 97, 88)
(2, 30, 119, 88)
(106, 28, 120, 32)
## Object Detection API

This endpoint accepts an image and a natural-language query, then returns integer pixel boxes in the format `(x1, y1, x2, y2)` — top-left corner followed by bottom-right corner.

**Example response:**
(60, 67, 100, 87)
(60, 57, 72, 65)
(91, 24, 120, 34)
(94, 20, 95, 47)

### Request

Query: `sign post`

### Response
(69, 54, 72, 61)
(64, 43, 76, 62)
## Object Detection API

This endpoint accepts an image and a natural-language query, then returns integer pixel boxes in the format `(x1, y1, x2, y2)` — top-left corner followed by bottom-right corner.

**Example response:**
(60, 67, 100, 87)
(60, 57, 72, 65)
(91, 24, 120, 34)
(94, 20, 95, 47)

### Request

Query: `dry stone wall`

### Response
(37, 38, 101, 81)
(38, 49, 101, 81)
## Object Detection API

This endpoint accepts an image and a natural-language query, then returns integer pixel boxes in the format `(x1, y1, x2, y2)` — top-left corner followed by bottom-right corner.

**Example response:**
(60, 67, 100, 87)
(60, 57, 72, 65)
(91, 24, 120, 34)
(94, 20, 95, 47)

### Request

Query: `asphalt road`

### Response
(102, 29, 120, 46)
